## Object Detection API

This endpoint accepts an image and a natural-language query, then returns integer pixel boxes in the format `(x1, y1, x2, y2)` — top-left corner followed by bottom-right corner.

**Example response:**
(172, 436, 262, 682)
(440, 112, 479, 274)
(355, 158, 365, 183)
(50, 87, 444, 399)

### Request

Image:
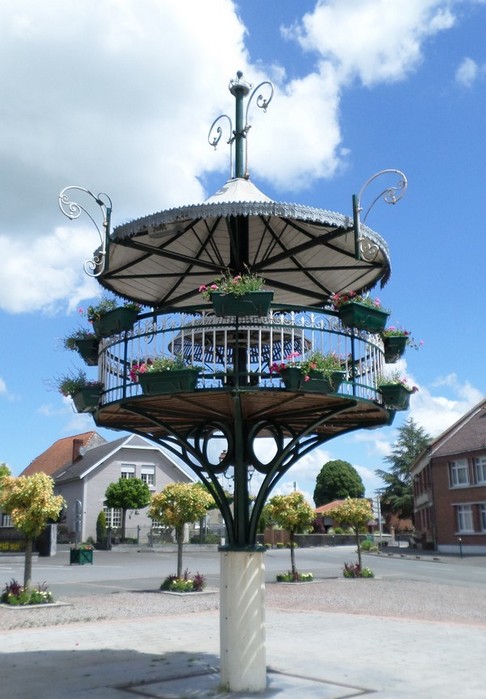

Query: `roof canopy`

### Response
(98, 176, 390, 309)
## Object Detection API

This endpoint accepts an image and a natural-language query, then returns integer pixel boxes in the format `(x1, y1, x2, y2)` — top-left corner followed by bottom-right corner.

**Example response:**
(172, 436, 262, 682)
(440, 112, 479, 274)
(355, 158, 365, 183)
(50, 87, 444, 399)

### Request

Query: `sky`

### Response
(1, 0, 485, 506)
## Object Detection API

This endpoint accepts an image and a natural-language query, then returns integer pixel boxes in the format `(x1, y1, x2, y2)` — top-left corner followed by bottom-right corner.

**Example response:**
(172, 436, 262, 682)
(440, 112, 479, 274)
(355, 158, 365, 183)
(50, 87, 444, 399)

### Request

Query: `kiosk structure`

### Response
(60, 72, 409, 693)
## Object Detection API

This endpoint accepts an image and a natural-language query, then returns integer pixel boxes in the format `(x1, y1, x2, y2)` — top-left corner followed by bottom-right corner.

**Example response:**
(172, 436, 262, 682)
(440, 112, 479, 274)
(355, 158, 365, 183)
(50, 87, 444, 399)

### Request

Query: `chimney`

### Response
(72, 438, 84, 463)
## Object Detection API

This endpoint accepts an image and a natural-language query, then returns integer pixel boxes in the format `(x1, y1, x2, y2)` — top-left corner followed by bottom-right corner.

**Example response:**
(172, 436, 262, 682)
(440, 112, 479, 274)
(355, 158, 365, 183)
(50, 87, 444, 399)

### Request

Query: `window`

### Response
(475, 456, 486, 484)
(481, 505, 486, 532)
(141, 465, 155, 487)
(1, 513, 11, 527)
(104, 507, 122, 529)
(456, 505, 474, 532)
(120, 464, 135, 479)
(449, 460, 469, 487)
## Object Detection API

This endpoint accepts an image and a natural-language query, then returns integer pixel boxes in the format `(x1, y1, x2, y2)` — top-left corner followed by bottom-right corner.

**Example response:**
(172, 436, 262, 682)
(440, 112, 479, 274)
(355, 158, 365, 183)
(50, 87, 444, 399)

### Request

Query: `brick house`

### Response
(411, 399, 486, 554)
(19, 431, 194, 543)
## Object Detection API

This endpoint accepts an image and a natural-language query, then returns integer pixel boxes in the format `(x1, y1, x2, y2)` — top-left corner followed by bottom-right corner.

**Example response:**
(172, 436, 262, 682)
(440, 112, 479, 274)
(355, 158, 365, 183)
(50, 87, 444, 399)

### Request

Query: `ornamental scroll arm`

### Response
(352, 169, 408, 261)
(58, 186, 112, 277)
(208, 114, 234, 179)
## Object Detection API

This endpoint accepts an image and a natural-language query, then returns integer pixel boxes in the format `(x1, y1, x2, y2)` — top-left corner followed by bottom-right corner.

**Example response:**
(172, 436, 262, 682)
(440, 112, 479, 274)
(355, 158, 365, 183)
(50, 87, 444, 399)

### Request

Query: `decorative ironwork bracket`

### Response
(58, 186, 112, 277)
(353, 169, 408, 261)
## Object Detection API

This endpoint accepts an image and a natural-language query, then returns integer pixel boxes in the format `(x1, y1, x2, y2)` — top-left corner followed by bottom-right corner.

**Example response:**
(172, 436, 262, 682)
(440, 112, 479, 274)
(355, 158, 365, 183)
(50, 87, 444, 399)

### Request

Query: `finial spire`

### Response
(208, 71, 274, 180)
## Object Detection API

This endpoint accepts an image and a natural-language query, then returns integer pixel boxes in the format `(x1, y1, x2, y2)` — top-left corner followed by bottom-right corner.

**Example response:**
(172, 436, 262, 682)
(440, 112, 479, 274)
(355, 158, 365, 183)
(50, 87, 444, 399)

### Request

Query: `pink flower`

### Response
(198, 284, 207, 293)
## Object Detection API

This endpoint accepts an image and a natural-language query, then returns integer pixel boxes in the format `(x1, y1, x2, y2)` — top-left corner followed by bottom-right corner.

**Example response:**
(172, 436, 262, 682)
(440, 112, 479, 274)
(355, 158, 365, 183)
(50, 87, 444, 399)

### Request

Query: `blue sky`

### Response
(1, 0, 485, 505)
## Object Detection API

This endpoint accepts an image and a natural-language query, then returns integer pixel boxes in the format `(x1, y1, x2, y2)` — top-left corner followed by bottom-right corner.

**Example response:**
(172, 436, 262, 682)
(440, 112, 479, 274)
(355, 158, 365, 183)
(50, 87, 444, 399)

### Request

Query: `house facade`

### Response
(20, 431, 194, 543)
(411, 399, 486, 554)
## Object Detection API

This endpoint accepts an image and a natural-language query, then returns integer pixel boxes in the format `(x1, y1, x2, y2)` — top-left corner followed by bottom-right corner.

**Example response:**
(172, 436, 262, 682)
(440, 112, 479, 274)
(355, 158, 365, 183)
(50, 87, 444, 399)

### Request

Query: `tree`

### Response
(313, 459, 365, 507)
(104, 477, 151, 540)
(0, 473, 64, 588)
(0, 463, 11, 483)
(375, 418, 431, 524)
(148, 482, 214, 578)
(264, 491, 315, 580)
(326, 498, 373, 568)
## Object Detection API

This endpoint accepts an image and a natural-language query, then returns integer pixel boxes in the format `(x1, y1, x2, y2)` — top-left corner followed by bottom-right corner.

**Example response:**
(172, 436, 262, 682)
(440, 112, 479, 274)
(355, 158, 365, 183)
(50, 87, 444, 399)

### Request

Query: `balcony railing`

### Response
(97, 305, 387, 405)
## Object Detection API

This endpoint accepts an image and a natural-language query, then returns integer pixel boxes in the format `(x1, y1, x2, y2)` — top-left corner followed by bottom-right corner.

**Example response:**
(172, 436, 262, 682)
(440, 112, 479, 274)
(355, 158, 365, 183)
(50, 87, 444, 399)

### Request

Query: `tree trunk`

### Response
(176, 525, 183, 578)
(121, 509, 127, 540)
(24, 538, 33, 589)
(289, 530, 297, 579)
(356, 528, 362, 569)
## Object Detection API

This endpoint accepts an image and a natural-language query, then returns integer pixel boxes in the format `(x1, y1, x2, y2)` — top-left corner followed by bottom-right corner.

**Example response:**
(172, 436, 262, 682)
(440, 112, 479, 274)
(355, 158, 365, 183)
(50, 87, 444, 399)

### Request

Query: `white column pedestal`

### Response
(220, 549, 266, 692)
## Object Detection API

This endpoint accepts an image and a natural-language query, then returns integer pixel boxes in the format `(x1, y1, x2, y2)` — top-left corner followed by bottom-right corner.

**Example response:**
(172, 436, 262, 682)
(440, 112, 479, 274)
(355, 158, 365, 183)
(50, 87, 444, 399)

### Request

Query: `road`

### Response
(1, 544, 485, 598)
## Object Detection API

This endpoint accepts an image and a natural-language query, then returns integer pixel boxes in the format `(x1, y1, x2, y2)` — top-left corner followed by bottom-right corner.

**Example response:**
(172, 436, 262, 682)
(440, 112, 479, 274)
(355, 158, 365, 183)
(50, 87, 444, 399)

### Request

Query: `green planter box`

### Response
(280, 367, 304, 390)
(339, 302, 389, 333)
(70, 548, 93, 565)
(379, 384, 412, 410)
(383, 335, 408, 363)
(211, 291, 273, 317)
(304, 370, 346, 393)
(74, 338, 99, 366)
(92, 307, 139, 338)
(138, 369, 200, 395)
(72, 387, 102, 413)
(281, 369, 345, 393)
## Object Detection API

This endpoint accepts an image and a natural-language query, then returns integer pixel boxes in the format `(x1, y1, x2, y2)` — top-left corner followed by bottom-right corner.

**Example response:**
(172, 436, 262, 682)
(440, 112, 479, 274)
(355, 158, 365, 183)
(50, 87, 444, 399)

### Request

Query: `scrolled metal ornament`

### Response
(58, 186, 112, 277)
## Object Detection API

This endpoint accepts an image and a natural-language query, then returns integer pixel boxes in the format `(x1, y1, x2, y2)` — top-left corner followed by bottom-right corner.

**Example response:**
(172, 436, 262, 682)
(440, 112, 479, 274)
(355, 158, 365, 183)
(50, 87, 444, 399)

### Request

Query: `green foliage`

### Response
(149, 483, 214, 532)
(264, 491, 315, 577)
(375, 418, 431, 522)
(0, 473, 65, 540)
(63, 328, 97, 350)
(160, 570, 206, 592)
(105, 478, 151, 512)
(149, 482, 215, 578)
(105, 477, 151, 539)
(361, 539, 378, 552)
(86, 297, 141, 322)
(199, 271, 265, 299)
(2, 579, 54, 605)
(343, 563, 374, 578)
(56, 369, 102, 397)
(313, 459, 365, 507)
(326, 498, 374, 569)
(96, 510, 107, 543)
(276, 571, 313, 582)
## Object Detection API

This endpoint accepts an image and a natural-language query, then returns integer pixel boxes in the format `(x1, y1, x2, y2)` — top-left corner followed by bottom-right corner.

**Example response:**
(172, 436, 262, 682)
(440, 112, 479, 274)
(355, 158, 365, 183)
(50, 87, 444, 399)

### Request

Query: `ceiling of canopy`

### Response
(97, 177, 391, 309)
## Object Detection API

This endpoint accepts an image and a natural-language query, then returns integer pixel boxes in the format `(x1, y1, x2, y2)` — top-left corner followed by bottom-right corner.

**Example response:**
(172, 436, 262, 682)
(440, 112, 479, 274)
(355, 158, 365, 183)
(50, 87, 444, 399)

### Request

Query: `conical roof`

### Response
(99, 176, 391, 308)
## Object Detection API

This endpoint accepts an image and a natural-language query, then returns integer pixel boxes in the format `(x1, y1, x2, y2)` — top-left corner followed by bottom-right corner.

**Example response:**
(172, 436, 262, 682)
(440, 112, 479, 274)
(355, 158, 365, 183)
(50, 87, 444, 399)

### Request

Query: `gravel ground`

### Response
(1, 578, 485, 631)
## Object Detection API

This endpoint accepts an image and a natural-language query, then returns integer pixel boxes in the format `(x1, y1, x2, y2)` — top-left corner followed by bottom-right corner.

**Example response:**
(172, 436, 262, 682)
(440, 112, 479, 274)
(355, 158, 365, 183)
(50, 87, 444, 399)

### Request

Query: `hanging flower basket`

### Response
(74, 338, 100, 366)
(210, 291, 274, 317)
(72, 386, 103, 413)
(379, 384, 413, 411)
(338, 302, 389, 333)
(92, 307, 139, 338)
(280, 367, 304, 390)
(138, 369, 200, 395)
(383, 335, 408, 363)
(304, 370, 346, 393)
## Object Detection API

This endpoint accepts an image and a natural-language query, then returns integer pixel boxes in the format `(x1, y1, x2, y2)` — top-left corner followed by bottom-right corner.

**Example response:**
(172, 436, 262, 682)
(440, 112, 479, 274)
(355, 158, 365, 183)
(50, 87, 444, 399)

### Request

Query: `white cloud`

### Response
(455, 57, 480, 86)
(0, 1, 464, 314)
(285, 0, 455, 86)
(0, 377, 8, 395)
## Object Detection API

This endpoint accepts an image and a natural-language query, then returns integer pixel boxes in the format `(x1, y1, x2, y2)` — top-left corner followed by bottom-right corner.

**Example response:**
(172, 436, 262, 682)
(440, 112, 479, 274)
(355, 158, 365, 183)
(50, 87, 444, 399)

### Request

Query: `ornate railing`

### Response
(97, 305, 387, 405)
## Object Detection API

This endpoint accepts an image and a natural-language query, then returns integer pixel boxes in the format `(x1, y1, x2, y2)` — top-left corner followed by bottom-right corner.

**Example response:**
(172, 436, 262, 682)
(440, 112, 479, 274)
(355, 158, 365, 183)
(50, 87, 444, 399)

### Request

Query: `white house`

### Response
(21, 431, 194, 542)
